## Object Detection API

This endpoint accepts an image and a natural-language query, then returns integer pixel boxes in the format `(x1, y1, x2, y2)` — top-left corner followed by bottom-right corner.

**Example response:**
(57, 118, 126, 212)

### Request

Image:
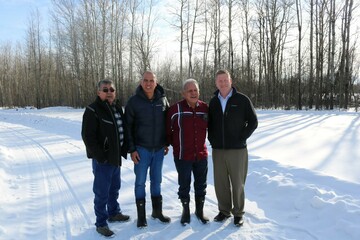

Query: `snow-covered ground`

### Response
(0, 107, 359, 240)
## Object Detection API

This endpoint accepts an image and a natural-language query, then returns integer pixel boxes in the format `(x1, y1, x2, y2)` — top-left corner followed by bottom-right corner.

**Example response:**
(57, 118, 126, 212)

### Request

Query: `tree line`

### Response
(0, 0, 359, 111)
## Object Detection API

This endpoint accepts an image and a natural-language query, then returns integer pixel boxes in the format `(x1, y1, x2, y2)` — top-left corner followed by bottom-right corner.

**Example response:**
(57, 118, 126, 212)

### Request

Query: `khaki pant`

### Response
(212, 148, 248, 217)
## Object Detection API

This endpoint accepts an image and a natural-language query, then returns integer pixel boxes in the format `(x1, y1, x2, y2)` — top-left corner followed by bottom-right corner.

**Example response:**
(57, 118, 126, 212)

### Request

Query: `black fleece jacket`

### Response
(81, 97, 128, 166)
(208, 87, 258, 149)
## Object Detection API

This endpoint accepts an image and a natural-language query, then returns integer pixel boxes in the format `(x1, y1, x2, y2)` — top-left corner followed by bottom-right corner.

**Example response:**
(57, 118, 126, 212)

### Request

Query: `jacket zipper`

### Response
(106, 103, 120, 163)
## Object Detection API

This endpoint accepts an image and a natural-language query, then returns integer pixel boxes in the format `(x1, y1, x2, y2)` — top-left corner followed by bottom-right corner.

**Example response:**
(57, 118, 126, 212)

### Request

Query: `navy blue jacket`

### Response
(208, 87, 258, 149)
(81, 97, 128, 166)
(125, 84, 169, 152)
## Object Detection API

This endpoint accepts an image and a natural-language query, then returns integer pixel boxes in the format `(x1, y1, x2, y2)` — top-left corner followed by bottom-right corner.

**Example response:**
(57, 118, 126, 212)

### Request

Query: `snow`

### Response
(0, 107, 359, 240)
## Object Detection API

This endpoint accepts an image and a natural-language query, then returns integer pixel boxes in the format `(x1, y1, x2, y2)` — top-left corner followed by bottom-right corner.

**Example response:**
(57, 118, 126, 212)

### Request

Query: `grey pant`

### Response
(212, 148, 248, 217)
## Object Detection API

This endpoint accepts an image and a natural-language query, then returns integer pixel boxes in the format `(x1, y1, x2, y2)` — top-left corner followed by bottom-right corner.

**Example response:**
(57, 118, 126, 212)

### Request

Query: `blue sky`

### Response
(0, 0, 51, 44)
(0, 0, 177, 57)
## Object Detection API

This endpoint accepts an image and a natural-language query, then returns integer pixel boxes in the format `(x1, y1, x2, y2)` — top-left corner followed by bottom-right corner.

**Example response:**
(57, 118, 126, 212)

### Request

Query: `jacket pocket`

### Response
(102, 119, 114, 125)
(103, 137, 109, 152)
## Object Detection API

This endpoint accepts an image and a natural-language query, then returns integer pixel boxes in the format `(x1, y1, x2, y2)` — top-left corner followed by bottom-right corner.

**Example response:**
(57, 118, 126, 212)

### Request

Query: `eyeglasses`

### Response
(101, 87, 115, 93)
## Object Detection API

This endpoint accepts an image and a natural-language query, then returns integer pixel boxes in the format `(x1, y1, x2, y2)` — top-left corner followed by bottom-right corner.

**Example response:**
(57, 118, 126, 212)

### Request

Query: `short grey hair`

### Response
(182, 78, 199, 92)
(97, 79, 114, 90)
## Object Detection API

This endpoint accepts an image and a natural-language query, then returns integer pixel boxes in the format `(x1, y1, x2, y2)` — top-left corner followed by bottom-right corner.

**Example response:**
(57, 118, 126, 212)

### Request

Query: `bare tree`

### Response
(199, 0, 214, 100)
(133, 0, 158, 74)
(296, 0, 302, 110)
(240, 0, 254, 97)
(97, 0, 111, 80)
(255, 0, 267, 107)
(129, 0, 140, 82)
(169, 0, 187, 81)
(110, 0, 127, 101)
(0, 44, 12, 106)
(338, 0, 355, 109)
(208, 0, 222, 70)
(26, 8, 44, 108)
(1, 0, 360, 110)
(185, 0, 203, 77)
(314, 0, 326, 109)
(327, 0, 336, 109)
(258, 0, 293, 108)
(308, 0, 315, 109)
(226, 0, 235, 73)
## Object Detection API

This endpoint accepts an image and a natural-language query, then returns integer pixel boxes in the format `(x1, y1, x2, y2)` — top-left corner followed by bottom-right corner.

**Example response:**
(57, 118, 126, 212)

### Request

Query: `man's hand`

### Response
(164, 146, 169, 156)
(131, 151, 140, 164)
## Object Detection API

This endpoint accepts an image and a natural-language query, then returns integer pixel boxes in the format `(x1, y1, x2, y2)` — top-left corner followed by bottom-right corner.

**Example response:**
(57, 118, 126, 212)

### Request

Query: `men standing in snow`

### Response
(125, 71, 171, 228)
(81, 79, 130, 237)
(208, 69, 258, 227)
(166, 79, 209, 226)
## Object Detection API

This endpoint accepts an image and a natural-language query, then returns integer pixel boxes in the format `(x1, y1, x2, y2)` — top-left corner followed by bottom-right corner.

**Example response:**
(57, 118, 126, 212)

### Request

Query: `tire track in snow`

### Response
(1, 123, 92, 239)
(0, 123, 49, 239)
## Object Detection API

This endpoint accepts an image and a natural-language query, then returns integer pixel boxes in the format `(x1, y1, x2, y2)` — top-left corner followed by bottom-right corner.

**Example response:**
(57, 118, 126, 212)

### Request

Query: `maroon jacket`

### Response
(166, 99, 208, 161)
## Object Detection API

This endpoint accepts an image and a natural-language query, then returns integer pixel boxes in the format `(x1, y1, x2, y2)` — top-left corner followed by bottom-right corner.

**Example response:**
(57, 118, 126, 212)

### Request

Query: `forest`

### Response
(0, 0, 359, 111)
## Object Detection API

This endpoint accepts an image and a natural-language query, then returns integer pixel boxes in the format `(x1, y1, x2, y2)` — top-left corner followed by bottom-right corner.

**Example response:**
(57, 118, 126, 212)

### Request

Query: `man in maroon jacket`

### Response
(166, 79, 209, 226)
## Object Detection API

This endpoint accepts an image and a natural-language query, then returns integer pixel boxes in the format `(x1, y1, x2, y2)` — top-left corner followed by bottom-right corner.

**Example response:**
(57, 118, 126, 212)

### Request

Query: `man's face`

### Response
(141, 72, 157, 95)
(215, 73, 232, 94)
(97, 83, 116, 104)
(182, 82, 199, 107)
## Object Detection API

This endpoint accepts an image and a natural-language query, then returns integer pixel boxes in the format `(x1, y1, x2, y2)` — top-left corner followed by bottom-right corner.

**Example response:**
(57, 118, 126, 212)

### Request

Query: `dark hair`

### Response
(97, 79, 114, 90)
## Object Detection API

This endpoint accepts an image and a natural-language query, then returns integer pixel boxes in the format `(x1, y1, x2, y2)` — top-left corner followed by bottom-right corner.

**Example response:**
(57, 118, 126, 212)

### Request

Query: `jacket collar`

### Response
(136, 84, 165, 100)
(213, 86, 238, 97)
(95, 96, 120, 108)
(180, 98, 200, 108)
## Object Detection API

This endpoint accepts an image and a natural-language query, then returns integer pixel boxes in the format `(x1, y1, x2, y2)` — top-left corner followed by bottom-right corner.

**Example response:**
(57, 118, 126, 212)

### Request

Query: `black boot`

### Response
(136, 199, 147, 228)
(180, 198, 190, 225)
(195, 196, 209, 224)
(151, 195, 171, 223)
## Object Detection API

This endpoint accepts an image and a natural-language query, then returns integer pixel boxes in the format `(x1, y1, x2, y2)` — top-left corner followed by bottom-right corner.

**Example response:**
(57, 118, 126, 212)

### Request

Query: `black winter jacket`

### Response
(208, 87, 258, 149)
(81, 97, 128, 166)
(125, 84, 169, 152)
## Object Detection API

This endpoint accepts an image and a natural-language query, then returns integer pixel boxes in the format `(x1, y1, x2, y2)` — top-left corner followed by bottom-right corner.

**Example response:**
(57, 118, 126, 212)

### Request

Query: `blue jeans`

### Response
(134, 146, 164, 200)
(174, 158, 208, 199)
(92, 159, 122, 227)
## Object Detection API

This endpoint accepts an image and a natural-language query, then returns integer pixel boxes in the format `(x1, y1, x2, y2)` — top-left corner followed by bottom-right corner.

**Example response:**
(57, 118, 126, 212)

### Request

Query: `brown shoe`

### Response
(96, 226, 114, 237)
(108, 213, 130, 222)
